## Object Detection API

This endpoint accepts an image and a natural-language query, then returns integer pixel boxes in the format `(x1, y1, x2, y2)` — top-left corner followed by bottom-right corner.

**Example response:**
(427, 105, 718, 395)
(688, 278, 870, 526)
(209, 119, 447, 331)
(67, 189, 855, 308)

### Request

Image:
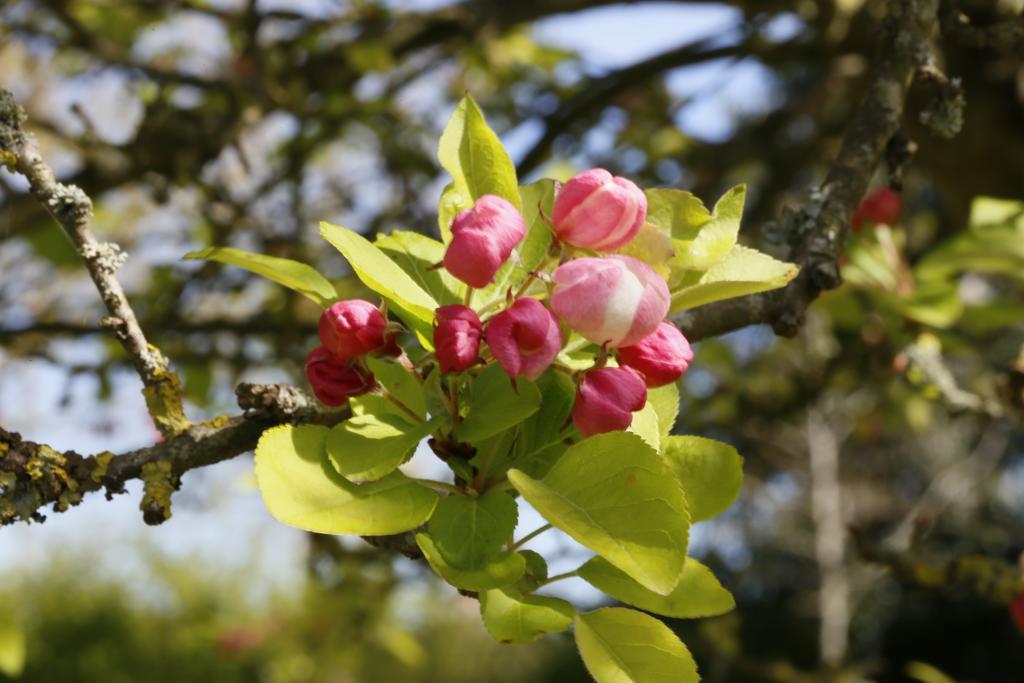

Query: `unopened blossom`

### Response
(434, 305, 482, 373)
(551, 168, 646, 251)
(617, 321, 694, 387)
(444, 194, 525, 288)
(571, 366, 648, 438)
(319, 299, 388, 360)
(485, 297, 563, 381)
(550, 255, 669, 348)
(305, 347, 376, 406)
(852, 187, 902, 230)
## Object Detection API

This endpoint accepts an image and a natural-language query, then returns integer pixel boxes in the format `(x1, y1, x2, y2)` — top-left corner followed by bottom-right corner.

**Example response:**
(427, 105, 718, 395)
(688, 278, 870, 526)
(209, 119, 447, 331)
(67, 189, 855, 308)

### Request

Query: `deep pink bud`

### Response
(617, 321, 694, 387)
(1012, 594, 1024, 632)
(305, 347, 376, 406)
(318, 300, 387, 360)
(434, 305, 482, 374)
(550, 255, 669, 348)
(572, 366, 648, 438)
(852, 187, 902, 231)
(485, 297, 563, 381)
(443, 195, 525, 288)
(552, 168, 647, 251)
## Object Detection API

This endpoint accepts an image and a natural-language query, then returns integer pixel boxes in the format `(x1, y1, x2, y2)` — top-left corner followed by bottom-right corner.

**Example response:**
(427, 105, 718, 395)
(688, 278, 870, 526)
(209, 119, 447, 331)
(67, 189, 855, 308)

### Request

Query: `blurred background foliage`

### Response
(1, 0, 1023, 681)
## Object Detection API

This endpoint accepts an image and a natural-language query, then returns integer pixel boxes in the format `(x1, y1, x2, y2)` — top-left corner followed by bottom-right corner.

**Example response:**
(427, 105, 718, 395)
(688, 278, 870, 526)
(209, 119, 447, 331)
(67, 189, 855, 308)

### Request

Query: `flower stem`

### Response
(382, 389, 423, 423)
(413, 478, 464, 495)
(463, 285, 474, 308)
(510, 523, 552, 551)
(539, 569, 579, 586)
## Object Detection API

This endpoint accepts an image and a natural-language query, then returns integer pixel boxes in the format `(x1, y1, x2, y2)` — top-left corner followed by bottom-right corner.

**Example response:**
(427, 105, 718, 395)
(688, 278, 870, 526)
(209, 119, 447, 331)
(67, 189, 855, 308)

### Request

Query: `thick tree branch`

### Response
(0, 89, 188, 437)
(0, 384, 342, 526)
(675, 0, 940, 342)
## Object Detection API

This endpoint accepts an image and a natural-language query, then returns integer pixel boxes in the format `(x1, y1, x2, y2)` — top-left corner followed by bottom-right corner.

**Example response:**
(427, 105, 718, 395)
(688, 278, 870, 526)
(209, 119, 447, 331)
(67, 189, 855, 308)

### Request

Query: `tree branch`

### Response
(0, 383, 342, 526)
(0, 89, 188, 437)
(675, 0, 941, 342)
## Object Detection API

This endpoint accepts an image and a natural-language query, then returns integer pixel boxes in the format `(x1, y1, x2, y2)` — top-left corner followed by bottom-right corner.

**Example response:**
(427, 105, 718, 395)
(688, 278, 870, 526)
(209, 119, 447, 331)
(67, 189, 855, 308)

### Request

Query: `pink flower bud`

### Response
(550, 255, 669, 348)
(572, 366, 647, 438)
(485, 297, 563, 381)
(552, 168, 647, 251)
(434, 304, 482, 374)
(617, 321, 694, 387)
(1012, 594, 1024, 632)
(444, 195, 525, 288)
(318, 300, 387, 360)
(852, 187, 902, 231)
(305, 347, 376, 406)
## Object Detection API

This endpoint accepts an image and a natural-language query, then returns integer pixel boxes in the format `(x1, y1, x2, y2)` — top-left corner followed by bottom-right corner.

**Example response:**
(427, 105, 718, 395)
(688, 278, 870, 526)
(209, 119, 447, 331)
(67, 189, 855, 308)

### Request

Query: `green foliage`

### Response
(376, 230, 466, 306)
(661, 436, 744, 523)
(437, 95, 521, 241)
(670, 244, 799, 313)
(574, 608, 699, 683)
(428, 490, 518, 568)
(0, 620, 25, 678)
(578, 556, 734, 619)
(509, 432, 690, 595)
(183, 246, 337, 307)
(415, 533, 526, 591)
(254, 425, 438, 535)
(479, 589, 574, 644)
(459, 363, 541, 444)
(326, 414, 439, 483)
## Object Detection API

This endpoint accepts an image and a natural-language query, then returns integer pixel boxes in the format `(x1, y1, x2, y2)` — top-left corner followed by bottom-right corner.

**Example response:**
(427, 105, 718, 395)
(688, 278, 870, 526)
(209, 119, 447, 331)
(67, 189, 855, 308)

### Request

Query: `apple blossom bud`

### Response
(617, 321, 694, 387)
(486, 297, 563, 381)
(852, 187, 901, 230)
(551, 168, 647, 251)
(572, 366, 647, 438)
(434, 304, 482, 374)
(550, 255, 669, 348)
(305, 347, 376, 406)
(444, 194, 525, 288)
(319, 300, 387, 360)
(1012, 594, 1024, 632)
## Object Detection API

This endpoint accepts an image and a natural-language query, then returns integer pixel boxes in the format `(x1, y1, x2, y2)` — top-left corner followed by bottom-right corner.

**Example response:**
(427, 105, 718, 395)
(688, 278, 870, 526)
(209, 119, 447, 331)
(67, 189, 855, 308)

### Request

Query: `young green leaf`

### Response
(662, 435, 743, 523)
(320, 222, 438, 341)
(459, 363, 541, 444)
(375, 230, 465, 305)
(579, 556, 735, 619)
(438, 95, 521, 226)
(627, 401, 660, 451)
(427, 490, 518, 568)
(574, 607, 699, 683)
(416, 533, 526, 591)
(183, 246, 337, 306)
(508, 432, 690, 595)
(255, 424, 437, 535)
(670, 244, 799, 313)
(365, 356, 427, 420)
(646, 382, 680, 441)
(480, 588, 574, 644)
(325, 413, 438, 484)
(646, 185, 745, 273)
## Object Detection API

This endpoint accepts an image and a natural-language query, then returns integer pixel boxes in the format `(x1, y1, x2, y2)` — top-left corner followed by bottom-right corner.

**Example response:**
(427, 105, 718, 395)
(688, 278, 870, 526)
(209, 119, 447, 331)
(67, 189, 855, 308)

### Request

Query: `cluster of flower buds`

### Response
(307, 168, 695, 439)
(305, 300, 393, 405)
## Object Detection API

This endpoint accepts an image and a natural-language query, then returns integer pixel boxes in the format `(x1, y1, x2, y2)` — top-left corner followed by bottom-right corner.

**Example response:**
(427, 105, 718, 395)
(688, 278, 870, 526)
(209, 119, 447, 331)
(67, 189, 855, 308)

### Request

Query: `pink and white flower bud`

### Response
(434, 305, 482, 374)
(552, 168, 647, 251)
(485, 297, 563, 381)
(305, 347, 376, 406)
(572, 366, 648, 438)
(444, 195, 525, 288)
(617, 321, 694, 387)
(319, 299, 387, 360)
(550, 255, 670, 348)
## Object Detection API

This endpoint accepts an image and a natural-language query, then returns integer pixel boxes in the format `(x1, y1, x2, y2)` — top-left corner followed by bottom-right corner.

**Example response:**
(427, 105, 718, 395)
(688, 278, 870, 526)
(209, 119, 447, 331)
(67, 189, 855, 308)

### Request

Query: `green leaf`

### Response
(255, 424, 438, 535)
(375, 230, 466, 306)
(579, 556, 734, 619)
(437, 182, 469, 243)
(365, 356, 427, 420)
(480, 588, 575, 644)
(647, 383, 680, 441)
(615, 223, 676, 277)
(646, 185, 744, 272)
(515, 371, 575, 463)
(416, 533, 526, 591)
(0, 621, 26, 678)
(427, 490, 518, 568)
(508, 432, 690, 595)
(438, 96, 521, 233)
(574, 607, 699, 683)
(326, 413, 438, 484)
(320, 222, 438, 341)
(627, 402, 660, 451)
(183, 246, 337, 306)
(517, 549, 550, 592)
(460, 363, 541, 444)
(662, 436, 743, 523)
(670, 244, 799, 313)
